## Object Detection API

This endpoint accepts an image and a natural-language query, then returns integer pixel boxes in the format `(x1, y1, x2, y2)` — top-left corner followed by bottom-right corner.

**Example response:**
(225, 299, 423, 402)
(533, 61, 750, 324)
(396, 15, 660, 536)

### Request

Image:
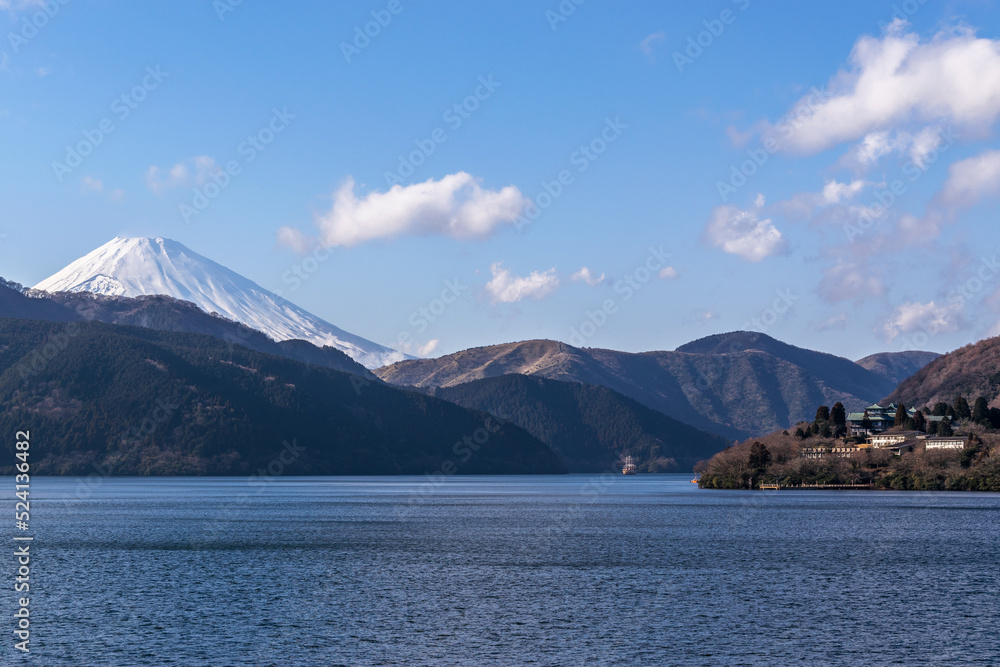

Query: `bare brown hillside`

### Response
(887, 337, 1000, 408)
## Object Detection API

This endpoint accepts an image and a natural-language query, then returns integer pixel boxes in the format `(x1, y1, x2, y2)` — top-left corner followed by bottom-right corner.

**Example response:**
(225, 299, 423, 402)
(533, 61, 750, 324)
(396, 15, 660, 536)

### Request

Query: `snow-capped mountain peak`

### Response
(34, 237, 405, 368)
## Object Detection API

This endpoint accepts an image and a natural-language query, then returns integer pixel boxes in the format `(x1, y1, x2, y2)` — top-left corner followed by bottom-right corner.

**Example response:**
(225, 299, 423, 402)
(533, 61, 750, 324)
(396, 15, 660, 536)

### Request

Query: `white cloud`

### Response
(146, 156, 216, 193)
(570, 266, 605, 286)
(109, 189, 124, 203)
(35, 66, 50, 77)
(703, 203, 788, 262)
(938, 148, 1000, 208)
(485, 263, 559, 304)
(639, 31, 665, 57)
(882, 300, 962, 341)
(658, 266, 679, 280)
(772, 24, 1000, 154)
(280, 172, 528, 250)
(80, 176, 103, 193)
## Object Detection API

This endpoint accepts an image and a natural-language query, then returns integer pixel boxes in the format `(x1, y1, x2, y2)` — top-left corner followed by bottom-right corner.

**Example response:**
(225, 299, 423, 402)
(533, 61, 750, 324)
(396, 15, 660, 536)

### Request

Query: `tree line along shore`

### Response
(697, 396, 1000, 491)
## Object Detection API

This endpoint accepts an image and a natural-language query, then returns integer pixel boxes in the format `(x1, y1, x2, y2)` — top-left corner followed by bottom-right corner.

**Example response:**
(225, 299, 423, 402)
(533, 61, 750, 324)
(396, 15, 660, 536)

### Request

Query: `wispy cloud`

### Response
(146, 156, 216, 194)
(817, 257, 887, 304)
(658, 266, 679, 280)
(938, 148, 1000, 209)
(570, 266, 605, 286)
(881, 300, 963, 342)
(397, 339, 440, 357)
(895, 148, 1000, 239)
(0, 0, 46, 10)
(818, 313, 848, 331)
(80, 176, 103, 193)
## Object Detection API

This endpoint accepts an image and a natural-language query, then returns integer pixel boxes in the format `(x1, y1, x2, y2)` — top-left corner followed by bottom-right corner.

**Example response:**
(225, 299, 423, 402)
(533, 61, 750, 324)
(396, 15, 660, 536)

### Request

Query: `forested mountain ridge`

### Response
(429, 374, 730, 472)
(0, 318, 564, 475)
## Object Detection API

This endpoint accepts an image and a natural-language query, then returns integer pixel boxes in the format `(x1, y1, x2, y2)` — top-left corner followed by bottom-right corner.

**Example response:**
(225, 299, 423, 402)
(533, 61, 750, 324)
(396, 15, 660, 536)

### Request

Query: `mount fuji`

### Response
(33, 237, 406, 368)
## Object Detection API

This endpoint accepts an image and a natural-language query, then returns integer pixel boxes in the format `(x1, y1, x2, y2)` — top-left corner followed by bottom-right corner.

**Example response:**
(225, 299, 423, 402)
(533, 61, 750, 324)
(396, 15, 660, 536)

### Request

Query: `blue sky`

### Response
(3, 0, 1000, 361)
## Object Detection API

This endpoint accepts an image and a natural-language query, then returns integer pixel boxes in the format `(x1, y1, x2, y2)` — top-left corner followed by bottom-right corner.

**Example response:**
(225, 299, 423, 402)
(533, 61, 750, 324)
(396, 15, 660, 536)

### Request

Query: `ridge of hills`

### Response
(377, 335, 939, 440)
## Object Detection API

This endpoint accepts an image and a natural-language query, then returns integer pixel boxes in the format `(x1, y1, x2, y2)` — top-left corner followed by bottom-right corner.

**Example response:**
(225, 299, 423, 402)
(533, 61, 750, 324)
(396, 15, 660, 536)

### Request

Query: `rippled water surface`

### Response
(5, 475, 1000, 665)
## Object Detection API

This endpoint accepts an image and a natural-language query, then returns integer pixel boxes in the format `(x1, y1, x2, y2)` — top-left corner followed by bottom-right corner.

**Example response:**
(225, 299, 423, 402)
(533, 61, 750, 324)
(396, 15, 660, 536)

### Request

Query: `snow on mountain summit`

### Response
(34, 237, 406, 368)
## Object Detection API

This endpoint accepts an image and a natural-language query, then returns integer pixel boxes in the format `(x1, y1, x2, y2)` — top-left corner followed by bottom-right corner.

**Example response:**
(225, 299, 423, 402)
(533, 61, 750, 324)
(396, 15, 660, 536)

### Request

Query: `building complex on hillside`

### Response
(846, 403, 952, 436)
(801, 403, 969, 460)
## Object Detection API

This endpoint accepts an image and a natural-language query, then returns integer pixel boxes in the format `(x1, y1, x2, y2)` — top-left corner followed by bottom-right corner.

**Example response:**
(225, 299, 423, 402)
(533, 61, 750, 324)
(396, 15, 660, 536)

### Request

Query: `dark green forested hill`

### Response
(430, 374, 729, 472)
(0, 318, 565, 475)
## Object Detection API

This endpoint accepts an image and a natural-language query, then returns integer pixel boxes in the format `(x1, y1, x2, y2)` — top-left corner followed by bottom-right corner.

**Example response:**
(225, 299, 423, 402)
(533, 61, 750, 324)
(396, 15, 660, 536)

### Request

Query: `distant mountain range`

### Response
(1, 236, 949, 474)
(377, 334, 939, 440)
(34, 237, 404, 368)
(0, 318, 564, 475)
(887, 337, 1000, 408)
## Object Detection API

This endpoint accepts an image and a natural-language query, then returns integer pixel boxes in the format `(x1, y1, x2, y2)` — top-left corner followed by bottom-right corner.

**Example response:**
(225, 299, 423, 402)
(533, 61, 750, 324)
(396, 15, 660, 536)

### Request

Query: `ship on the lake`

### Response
(622, 455, 637, 475)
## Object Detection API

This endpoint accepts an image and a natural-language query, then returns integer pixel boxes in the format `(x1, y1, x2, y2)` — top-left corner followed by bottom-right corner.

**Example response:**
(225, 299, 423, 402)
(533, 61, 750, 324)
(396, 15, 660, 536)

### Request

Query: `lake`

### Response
(5, 474, 999, 665)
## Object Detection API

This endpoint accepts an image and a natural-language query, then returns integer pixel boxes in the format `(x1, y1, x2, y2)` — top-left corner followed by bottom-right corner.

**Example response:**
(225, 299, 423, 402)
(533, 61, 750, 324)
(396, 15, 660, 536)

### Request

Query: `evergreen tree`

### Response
(831, 402, 846, 427)
(748, 441, 771, 470)
(932, 402, 949, 416)
(913, 410, 926, 433)
(954, 395, 971, 421)
(973, 397, 989, 424)
(815, 405, 831, 423)
(937, 419, 954, 437)
(927, 420, 939, 436)
(894, 403, 907, 428)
